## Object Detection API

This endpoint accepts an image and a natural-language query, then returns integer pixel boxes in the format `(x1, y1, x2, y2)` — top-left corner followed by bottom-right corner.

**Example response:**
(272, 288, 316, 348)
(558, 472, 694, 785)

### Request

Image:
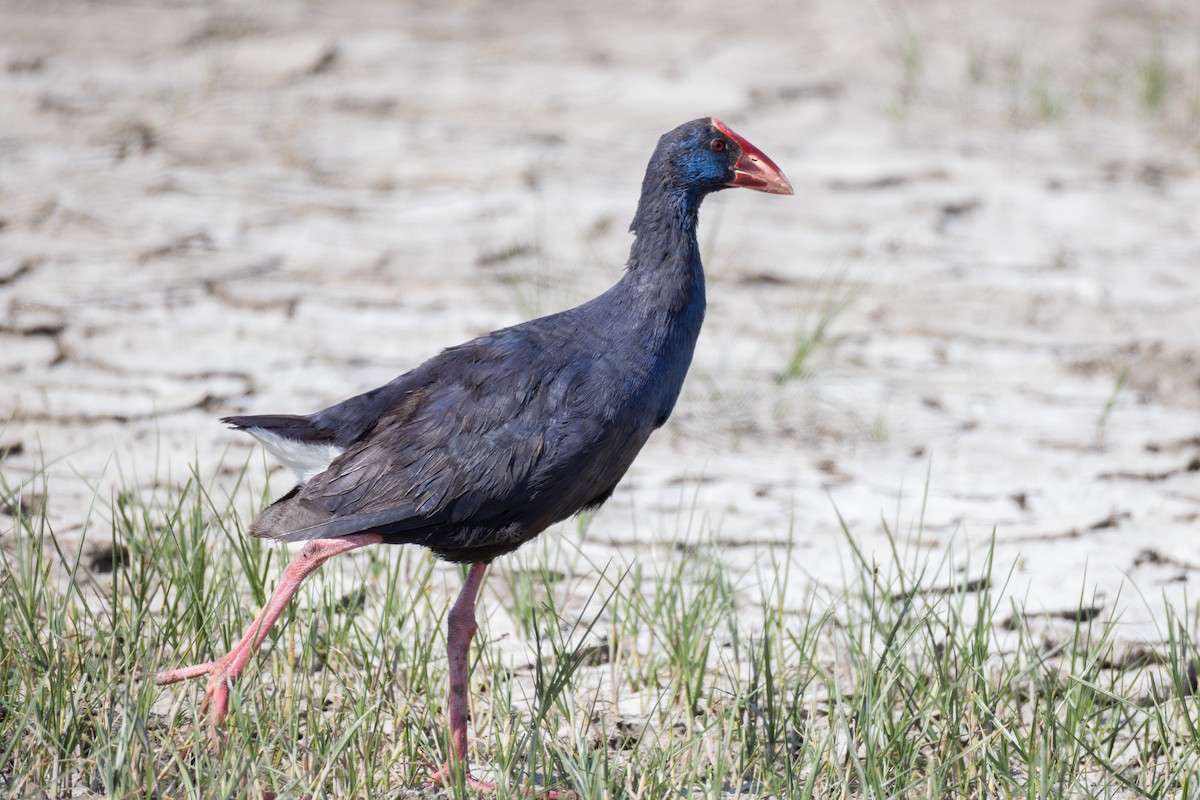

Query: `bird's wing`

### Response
(250, 322, 601, 543)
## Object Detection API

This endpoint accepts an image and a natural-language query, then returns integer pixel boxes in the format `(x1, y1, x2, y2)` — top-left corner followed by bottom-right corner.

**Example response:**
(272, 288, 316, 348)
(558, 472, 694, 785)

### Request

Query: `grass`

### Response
(2, 455, 1200, 798)
(776, 264, 860, 385)
(1095, 365, 1130, 448)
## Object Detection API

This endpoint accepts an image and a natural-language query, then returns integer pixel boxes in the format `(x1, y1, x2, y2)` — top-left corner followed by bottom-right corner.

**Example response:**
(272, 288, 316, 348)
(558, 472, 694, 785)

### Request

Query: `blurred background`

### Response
(1, 0, 1199, 633)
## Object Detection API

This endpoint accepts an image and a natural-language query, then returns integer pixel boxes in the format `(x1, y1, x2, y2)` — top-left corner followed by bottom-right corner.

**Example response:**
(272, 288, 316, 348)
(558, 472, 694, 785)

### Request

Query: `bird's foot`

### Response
(426, 763, 574, 798)
(426, 763, 498, 794)
(154, 644, 254, 738)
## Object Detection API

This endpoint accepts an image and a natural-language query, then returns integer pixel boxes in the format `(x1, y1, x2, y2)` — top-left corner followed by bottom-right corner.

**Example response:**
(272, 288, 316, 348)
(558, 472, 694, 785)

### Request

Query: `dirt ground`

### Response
(2, 0, 1199, 647)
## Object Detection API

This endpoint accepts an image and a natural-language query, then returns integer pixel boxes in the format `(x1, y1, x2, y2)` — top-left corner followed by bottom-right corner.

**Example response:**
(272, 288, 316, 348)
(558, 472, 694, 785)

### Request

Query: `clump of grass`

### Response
(2, 455, 1199, 798)
(1140, 40, 1170, 113)
(1095, 364, 1130, 446)
(777, 266, 859, 383)
(883, 0, 926, 122)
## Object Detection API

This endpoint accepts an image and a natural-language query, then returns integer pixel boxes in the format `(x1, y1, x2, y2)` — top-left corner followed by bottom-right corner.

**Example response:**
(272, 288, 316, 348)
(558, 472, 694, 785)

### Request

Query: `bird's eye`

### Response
(710, 138, 726, 153)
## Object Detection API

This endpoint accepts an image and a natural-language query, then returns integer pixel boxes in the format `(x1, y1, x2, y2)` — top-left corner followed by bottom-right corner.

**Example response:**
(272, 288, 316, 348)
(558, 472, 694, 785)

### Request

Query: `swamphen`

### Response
(155, 117, 791, 794)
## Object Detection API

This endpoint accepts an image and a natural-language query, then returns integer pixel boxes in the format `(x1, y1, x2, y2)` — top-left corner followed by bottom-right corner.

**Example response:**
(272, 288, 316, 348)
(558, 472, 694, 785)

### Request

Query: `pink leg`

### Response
(448, 560, 488, 763)
(428, 562, 573, 798)
(155, 534, 382, 735)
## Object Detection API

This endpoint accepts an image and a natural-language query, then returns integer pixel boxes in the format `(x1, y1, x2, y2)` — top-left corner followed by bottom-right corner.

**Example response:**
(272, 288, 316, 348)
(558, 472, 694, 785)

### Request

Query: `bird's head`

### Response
(651, 117, 793, 199)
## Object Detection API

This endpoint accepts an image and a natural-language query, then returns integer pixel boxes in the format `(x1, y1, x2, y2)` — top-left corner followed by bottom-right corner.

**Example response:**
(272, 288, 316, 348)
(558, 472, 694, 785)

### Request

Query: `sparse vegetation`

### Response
(879, 4, 1200, 142)
(2, 459, 1198, 798)
(777, 267, 859, 384)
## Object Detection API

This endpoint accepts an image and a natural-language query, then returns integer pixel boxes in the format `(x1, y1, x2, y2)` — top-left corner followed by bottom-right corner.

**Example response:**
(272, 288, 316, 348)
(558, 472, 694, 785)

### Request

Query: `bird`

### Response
(154, 117, 792, 795)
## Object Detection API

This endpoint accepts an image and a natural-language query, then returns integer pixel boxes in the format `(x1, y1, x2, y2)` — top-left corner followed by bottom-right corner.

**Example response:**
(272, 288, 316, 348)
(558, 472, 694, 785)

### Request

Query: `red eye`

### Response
(710, 138, 726, 152)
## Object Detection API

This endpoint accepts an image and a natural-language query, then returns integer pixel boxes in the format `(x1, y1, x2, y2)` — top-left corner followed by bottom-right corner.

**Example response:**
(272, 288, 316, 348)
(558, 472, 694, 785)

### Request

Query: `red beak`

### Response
(712, 118, 794, 195)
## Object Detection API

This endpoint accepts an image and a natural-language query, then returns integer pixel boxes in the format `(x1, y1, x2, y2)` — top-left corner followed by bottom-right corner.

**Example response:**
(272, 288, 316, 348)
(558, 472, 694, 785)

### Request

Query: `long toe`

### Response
(154, 660, 218, 685)
(426, 764, 497, 795)
(200, 664, 234, 729)
(149, 656, 234, 745)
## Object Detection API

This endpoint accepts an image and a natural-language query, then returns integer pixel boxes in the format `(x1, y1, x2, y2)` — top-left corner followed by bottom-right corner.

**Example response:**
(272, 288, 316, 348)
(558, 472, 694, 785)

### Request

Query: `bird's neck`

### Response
(624, 187, 705, 306)
(602, 184, 707, 426)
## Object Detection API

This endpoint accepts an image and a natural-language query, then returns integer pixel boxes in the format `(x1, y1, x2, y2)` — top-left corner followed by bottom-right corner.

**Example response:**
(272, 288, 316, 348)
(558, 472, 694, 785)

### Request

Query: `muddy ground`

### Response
(2, 0, 1199, 651)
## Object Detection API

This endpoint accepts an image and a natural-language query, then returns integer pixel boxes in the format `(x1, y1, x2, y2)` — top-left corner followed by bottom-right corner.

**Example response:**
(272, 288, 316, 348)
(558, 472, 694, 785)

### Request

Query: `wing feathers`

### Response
(261, 504, 441, 543)
(239, 328, 605, 550)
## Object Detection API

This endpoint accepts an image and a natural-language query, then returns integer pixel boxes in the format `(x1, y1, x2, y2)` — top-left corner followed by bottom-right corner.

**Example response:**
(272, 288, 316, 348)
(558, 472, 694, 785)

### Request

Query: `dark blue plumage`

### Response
(224, 117, 791, 563)
(158, 118, 790, 794)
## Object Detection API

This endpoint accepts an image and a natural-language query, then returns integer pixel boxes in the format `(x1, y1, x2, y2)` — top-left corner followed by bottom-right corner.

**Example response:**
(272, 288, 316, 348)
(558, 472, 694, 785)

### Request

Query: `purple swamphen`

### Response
(155, 117, 791, 794)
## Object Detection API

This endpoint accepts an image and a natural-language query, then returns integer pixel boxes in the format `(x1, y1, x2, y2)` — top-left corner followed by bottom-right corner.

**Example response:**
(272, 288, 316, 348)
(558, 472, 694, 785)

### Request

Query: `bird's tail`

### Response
(223, 414, 332, 442)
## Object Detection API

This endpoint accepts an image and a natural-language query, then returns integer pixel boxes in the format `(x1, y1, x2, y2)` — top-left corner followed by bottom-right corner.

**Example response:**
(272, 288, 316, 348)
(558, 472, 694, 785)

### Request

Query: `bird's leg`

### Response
(447, 561, 488, 763)
(155, 533, 383, 737)
(427, 561, 573, 798)
(428, 560, 490, 790)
